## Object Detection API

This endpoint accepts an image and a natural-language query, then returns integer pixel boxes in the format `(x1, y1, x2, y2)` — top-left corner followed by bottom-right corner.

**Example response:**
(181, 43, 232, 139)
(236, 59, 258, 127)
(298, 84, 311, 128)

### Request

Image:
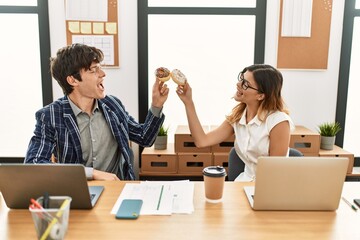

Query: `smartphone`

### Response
(353, 199, 360, 208)
(115, 199, 143, 219)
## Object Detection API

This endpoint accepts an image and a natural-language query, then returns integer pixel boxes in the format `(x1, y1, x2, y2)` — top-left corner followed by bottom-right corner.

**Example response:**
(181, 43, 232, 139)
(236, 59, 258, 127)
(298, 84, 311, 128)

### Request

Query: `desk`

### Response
(1, 181, 360, 239)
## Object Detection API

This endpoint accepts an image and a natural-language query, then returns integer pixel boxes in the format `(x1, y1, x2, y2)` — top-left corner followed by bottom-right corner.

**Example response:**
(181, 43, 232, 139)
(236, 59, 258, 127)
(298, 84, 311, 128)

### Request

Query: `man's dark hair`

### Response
(50, 43, 104, 95)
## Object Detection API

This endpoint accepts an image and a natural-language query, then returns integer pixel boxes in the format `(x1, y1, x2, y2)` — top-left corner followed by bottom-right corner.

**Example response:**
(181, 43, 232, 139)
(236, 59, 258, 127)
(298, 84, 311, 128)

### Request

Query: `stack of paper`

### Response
(111, 181, 194, 215)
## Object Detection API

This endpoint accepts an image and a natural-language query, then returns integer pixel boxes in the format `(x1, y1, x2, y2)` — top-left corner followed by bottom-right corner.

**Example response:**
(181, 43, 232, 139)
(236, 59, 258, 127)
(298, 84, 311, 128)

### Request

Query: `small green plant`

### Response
(158, 125, 169, 136)
(318, 122, 341, 136)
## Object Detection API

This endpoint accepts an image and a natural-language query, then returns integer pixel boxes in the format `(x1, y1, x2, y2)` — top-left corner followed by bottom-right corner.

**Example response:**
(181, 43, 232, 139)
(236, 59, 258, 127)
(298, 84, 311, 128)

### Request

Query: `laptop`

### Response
(0, 164, 104, 209)
(244, 156, 348, 211)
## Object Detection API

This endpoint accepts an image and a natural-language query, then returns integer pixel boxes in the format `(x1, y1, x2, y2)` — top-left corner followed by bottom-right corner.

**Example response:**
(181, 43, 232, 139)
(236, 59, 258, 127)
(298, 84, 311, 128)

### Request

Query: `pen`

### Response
(29, 199, 53, 222)
(43, 192, 50, 209)
(156, 185, 164, 210)
(342, 197, 357, 211)
(42, 193, 50, 236)
(30, 198, 43, 209)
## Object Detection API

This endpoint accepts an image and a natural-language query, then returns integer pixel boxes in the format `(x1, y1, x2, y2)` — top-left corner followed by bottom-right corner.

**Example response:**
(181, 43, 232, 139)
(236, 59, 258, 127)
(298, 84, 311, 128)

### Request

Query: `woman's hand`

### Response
(176, 81, 193, 105)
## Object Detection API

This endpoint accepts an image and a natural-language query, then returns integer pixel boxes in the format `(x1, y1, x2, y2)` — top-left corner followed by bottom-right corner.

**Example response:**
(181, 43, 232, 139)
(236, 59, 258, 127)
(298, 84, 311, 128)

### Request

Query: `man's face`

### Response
(77, 63, 106, 99)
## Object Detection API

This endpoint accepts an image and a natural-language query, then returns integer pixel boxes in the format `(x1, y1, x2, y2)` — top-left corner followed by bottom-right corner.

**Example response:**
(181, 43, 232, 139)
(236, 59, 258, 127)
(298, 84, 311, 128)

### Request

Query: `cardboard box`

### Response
(175, 125, 212, 153)
(209, 125, 235, 152)
(319, 145, 354, 174)
(290, 125, 320, 155)
(213, 153, 229, 173)
(178, 153, 212, 174)
(141, 145, 177, 173)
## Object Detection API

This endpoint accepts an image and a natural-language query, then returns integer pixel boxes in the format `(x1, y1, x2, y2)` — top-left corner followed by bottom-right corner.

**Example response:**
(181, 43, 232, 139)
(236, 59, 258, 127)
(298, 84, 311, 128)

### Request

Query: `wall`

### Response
(265, 0, 345, 131)
(48, 0, 345, 177)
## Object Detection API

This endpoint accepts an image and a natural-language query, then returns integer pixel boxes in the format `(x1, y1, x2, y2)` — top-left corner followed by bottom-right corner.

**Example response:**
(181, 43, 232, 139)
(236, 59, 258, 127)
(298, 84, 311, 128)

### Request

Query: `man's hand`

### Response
(93, 169, 120, 181)
(151, 78, 169, 108)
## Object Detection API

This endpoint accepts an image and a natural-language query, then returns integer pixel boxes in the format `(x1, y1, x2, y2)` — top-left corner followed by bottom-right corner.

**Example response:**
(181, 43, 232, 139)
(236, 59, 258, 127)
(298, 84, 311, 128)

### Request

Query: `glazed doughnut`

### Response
(155, 67, 171, 82)
(171, 69, 187, 86)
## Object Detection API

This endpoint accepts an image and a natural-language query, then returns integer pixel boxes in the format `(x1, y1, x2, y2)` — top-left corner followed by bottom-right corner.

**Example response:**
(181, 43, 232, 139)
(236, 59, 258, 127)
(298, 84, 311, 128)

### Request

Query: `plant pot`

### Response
(320, 136, 335, 150)
(154, 136, 167, 150)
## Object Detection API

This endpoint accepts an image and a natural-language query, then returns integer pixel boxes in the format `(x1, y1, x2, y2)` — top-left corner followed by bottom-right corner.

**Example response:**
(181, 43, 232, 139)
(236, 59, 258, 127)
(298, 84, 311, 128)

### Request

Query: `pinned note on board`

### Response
(281, 0, 313, 37)
(68, 21, 80, 33)
(93, 22, 105, 34)
(65, 0, 119, 67)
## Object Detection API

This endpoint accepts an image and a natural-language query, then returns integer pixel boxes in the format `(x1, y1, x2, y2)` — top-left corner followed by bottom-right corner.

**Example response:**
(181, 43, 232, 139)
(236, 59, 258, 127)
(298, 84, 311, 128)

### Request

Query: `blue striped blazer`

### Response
(25, 95, 164, 180)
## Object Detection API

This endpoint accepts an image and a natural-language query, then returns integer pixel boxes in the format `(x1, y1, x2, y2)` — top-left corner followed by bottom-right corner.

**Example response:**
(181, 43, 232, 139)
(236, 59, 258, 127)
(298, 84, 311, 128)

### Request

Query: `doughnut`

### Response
(155, 67, 171, 82)
(171, 69, 187, 86)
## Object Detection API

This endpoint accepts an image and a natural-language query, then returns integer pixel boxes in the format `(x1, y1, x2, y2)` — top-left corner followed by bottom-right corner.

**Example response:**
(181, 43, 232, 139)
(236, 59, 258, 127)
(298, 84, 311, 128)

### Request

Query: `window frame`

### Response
(0, 0, 52, 163)
(137, 0, 267, 123)
(335, 0, 360, 165)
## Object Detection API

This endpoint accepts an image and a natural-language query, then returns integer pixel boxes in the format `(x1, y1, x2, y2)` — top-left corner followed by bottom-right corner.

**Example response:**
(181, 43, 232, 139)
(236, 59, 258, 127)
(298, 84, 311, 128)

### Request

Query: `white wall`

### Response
(48, 0, 345, 177)
(265, 0, 345, 131)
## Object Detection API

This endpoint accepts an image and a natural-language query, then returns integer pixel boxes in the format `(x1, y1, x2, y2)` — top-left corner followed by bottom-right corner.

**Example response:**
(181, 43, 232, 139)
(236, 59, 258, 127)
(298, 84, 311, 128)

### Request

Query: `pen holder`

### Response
(29, 196, 72, 240)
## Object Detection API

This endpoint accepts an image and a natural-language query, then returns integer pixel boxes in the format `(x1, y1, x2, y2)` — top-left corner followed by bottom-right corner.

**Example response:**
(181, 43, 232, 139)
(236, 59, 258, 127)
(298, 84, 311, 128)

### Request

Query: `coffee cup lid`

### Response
(203, 166, 227, 177)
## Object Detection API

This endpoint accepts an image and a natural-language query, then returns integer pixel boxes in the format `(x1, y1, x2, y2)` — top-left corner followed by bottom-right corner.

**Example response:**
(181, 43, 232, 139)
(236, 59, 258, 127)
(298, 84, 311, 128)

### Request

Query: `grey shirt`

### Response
(68, 99, 121, 179)
(68, 98, 163, 180)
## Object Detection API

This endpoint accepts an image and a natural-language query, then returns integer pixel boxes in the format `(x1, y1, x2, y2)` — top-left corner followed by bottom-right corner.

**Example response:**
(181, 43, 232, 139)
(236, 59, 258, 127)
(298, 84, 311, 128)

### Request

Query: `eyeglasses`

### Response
(237, 72, 263, 93)
(88, 64, 103, 75)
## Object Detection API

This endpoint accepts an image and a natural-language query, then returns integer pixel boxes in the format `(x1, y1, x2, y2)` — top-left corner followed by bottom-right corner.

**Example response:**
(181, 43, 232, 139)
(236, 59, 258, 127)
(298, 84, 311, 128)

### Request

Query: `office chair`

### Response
(227, 147, 304, 181)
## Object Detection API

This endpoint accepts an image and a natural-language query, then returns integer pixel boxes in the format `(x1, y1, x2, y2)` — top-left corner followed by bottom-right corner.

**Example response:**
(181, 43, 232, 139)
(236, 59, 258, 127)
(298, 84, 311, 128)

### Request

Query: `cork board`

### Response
(65, 0, 119, 67)
(277, 0, 332, 69)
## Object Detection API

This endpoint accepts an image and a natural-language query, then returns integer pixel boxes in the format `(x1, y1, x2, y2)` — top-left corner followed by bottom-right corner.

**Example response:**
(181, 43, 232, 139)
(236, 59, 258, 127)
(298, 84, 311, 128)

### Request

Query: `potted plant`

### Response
(154, 125, 168, 150)
(317, 122, 341, 150)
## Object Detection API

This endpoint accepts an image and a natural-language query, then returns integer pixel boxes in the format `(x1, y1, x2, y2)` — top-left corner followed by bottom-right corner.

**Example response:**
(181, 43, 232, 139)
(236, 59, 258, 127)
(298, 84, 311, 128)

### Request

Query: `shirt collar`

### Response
(239, 109, 262, 126)
(68, 97, 99, 116)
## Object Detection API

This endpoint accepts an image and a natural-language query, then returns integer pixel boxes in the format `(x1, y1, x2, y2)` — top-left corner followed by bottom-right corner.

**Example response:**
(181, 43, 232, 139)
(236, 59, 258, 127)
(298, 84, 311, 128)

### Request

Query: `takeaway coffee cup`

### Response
(203, 166, 227, 203)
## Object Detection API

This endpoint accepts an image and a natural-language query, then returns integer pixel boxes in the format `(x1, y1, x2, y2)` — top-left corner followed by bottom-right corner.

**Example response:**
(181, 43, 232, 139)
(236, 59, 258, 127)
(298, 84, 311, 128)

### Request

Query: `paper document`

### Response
(111, 181, 194, 215)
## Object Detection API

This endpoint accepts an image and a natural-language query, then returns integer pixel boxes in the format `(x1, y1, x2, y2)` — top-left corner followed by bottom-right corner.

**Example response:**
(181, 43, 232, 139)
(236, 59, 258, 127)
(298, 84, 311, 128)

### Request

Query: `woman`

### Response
(176, 64, 294, 181)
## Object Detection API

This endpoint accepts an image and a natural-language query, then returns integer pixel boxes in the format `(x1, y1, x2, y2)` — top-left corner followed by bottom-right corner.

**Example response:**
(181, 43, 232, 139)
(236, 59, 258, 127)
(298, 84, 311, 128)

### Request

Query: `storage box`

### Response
(290, 125, 320, 155)
(178, 153, 212, 174)
(319, 145, 354, 174)
(175, 125, 212, 153)
(213, 153, 229, 173)
(141, 144, 177, 173)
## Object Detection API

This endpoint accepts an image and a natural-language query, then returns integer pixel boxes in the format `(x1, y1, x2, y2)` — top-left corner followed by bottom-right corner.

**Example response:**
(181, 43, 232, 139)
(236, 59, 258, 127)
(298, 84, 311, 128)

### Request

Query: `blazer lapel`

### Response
(62, 97, 83, 163)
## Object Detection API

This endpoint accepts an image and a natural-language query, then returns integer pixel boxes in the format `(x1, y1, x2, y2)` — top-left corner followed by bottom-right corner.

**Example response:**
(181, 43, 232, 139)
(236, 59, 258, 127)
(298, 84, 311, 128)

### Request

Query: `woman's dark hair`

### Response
(227, 64, 289, 124)
(50, 43, 104, 95)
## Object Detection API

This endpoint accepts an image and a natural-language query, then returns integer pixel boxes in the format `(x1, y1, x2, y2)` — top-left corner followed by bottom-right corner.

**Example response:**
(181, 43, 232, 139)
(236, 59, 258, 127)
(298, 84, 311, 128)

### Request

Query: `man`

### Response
(25, 43, 169, 180)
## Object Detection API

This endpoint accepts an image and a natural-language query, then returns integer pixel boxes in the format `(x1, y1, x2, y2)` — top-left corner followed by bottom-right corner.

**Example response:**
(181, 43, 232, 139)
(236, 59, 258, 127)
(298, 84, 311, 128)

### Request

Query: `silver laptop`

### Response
(244, 157, 348, 211)
(0, 164, 104, 209)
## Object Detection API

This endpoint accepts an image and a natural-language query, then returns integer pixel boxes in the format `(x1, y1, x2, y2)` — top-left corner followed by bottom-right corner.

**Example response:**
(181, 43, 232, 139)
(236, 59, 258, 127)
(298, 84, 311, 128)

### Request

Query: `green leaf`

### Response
(158, 125, 169, 136)
(317, 122, 341, 136)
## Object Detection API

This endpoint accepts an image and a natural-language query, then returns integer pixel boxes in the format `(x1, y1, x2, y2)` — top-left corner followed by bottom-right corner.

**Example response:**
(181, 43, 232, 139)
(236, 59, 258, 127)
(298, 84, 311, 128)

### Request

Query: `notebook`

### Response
(0, 164, 104, 209)
(244, 156, 348, 211)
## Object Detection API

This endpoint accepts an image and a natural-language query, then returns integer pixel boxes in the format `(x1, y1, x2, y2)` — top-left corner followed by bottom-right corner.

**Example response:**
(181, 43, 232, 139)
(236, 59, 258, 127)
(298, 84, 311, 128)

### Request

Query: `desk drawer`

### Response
(141, 154, 177, 173)
(178, 153, 212, 174)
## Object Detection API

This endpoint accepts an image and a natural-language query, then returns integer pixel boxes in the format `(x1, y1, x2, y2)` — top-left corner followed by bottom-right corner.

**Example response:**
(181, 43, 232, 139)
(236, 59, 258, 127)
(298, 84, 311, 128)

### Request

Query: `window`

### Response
(336, 0, 360, 164)
(138, 0, 266, 143)
(0, 1, 51, 161)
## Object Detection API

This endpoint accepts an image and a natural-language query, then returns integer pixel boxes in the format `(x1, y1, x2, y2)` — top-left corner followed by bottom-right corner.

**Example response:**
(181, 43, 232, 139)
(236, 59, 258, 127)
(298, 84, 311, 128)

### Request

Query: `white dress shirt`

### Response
(232, 109, 295, 182)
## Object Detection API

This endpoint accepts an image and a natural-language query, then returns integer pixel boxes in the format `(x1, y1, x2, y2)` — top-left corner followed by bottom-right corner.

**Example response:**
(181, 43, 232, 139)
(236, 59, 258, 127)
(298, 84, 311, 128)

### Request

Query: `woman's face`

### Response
(234, 71, 262, 104)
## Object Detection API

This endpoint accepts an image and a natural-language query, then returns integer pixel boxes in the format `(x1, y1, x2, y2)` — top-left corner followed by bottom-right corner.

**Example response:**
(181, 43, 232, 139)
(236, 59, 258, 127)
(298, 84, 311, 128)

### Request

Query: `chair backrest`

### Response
(227, 147, 304, 181)
(289, 148, 304, 157)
